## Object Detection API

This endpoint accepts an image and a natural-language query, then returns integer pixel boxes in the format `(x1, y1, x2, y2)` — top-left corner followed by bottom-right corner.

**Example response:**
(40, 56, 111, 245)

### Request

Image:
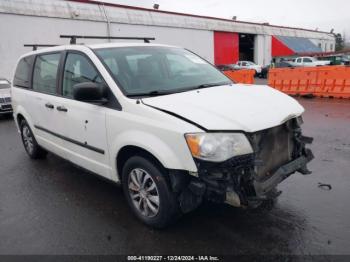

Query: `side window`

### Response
(33, 53, 60, 94)
(297, 58, 302, 63)
(62, 53, 102, 98)
(13, 56, 34, 88)
(242, 62, 247, 66)
(304, 58, 312, 63)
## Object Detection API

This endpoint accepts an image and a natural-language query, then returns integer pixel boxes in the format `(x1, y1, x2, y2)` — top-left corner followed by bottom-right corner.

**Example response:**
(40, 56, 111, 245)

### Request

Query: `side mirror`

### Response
(73, 82, 108, 104)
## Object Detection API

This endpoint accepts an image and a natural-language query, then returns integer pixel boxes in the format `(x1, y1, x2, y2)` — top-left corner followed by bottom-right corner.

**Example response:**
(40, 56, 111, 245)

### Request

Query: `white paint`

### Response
(0, 13, 213, 80)
(12, 43, 305, 180)
(143, 84, 304, 133)
(254, 34, 272, 66)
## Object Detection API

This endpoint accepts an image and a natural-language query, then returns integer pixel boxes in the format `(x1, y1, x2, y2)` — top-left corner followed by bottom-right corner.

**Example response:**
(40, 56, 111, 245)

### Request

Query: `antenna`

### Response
(60, 35, 155, 44)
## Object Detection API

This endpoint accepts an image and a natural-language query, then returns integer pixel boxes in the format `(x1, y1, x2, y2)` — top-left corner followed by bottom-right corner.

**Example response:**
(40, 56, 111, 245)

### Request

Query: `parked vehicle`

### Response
(233, 61, 262, 75)
(216, 64, 235, 71)
(12, 40, 313, 228)
(0, 79, 12, 115)
(289, 56, 330, 67)
(260, 61, 293, 79)
(318, 55, 350, 66)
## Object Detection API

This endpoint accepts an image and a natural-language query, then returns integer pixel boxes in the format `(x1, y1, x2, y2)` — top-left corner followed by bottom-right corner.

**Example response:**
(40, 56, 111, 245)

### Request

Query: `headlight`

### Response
(185, 133, 253, 162)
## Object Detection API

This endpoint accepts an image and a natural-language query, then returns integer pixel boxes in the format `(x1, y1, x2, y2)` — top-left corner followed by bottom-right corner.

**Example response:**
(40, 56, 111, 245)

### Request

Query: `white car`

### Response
(289, 57, 331, 67)
(12, 42, 313, 228)
(0, 79, 12, 115)
(233, 61, 262, 75)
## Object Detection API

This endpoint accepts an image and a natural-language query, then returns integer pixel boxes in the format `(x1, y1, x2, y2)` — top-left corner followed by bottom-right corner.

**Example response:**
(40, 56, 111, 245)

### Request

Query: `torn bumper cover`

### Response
(170, 117, 314, 212)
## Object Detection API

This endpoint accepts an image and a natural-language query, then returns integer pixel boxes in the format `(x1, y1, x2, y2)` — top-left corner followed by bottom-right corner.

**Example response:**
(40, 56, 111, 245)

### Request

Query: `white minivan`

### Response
(12, 42, 313, 228)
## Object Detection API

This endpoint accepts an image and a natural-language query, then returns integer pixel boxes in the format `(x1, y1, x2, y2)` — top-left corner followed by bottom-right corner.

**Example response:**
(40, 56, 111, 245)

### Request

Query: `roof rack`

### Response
(24, 44, 58, 51)
(60, 35, 155, 44)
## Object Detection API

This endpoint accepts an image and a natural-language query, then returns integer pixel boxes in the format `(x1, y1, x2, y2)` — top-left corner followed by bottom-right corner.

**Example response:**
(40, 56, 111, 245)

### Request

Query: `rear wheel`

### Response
(20, 120, 47, 159)
(122, 156, 179, 228)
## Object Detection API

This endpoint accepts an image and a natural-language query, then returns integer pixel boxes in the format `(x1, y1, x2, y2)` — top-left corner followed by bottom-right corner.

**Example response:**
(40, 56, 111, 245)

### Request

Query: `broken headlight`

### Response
(185, 133, 253, 162)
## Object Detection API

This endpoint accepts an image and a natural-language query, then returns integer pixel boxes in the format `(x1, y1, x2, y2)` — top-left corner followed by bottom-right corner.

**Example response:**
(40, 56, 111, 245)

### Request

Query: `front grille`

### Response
(0, 97, 11, 103)
(250, 121, 294, 179)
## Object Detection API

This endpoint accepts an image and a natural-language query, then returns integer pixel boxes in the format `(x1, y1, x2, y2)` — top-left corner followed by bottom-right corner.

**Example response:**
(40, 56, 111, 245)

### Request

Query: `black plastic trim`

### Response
(34, 125, 105, 155)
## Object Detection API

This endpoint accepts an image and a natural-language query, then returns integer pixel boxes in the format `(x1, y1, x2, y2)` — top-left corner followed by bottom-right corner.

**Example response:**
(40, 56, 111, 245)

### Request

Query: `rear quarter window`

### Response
(13, 56, 35, 88)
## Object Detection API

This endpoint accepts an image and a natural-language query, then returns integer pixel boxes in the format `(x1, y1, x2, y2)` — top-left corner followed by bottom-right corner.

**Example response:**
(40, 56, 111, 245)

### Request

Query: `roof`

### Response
(20, 42, 180, 57)
(87, 42, 178, 49)
(68, 0, 331, 35)
(297, 49, 350, 57)
(275, 36, 322, 53)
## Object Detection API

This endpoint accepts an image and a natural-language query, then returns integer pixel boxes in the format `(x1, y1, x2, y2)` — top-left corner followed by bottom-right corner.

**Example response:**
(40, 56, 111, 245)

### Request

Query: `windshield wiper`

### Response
(127, 90, 173, 97)
(126, 82, 231, 98)
(187, 81, 232, 91)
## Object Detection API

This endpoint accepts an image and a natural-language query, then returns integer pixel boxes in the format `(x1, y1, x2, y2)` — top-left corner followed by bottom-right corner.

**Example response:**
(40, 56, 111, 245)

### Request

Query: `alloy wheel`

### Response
(128, 168, 160, 218)
(22, 126, 34, 154)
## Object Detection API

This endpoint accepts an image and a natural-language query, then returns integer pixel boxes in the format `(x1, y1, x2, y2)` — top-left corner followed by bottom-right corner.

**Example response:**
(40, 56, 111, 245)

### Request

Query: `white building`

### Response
(0, 0, 335, 80)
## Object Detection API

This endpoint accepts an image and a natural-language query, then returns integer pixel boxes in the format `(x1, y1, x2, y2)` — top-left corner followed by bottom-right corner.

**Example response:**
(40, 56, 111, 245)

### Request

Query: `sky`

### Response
(94, 0, 350, 41)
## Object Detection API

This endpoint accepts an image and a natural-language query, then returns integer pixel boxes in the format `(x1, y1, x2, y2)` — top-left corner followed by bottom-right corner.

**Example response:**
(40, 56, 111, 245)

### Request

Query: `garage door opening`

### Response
(239, 33, 255, 61)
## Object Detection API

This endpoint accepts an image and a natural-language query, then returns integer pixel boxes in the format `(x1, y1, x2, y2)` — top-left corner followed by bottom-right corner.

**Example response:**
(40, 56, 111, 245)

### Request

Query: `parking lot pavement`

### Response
(0, 98, 350, 256)
(254, 77, 268, 85)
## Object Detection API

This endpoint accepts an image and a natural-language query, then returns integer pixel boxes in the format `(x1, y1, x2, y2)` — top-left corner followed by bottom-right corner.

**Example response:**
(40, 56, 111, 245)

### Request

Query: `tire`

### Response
(20, 119, 47, 159)
(122, 155, 179, 228)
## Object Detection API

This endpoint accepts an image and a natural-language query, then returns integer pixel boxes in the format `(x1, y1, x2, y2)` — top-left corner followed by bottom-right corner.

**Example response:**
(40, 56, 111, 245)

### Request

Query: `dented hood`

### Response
(142, 84, 304, 133)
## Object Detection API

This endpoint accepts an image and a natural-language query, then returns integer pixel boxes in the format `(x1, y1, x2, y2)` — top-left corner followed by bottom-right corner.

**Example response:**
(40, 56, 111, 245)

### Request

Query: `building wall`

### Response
(254, 35, 272, 66)
(0, 0, 335, 40)
(0, 13, 214, 80)
(0, 0, 336, 79)
(310, 39, 335, 52)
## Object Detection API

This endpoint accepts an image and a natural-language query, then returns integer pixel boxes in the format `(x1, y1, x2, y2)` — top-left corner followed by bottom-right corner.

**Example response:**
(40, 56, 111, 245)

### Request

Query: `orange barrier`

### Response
(223, 69, 255, 84)
(268, 66, 350, 98)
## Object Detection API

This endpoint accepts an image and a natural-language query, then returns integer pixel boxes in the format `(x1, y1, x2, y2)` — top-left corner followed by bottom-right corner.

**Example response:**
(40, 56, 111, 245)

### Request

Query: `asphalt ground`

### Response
(0, 95, 350, 258)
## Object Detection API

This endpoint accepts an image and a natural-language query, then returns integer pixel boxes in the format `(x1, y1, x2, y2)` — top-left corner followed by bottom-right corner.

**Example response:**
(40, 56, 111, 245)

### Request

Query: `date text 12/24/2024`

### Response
(127, 256, 220, 261)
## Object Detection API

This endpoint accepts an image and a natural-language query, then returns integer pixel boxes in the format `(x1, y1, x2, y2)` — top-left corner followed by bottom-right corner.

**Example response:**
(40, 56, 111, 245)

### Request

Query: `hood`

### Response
(142, 84, 304, 133)
(0, 88, 11, 98)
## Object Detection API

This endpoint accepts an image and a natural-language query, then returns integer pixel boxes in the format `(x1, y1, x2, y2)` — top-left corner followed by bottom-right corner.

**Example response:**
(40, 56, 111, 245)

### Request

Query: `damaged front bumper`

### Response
(169, 117, 314, 213)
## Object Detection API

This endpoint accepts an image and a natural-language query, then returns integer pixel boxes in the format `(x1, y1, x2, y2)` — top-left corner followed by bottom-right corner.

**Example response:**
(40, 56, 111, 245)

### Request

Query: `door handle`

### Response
(45, 103, 54, 109)
(57, 106, 68, 112)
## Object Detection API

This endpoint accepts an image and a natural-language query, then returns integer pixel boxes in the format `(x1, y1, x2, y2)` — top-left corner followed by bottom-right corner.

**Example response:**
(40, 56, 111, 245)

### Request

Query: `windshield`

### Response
(308, 57, 317, 62)
(95, 46, 231, 96)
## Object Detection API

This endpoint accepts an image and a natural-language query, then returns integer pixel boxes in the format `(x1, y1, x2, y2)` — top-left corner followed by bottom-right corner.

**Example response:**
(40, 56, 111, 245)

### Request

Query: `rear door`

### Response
(31, 52, 62, 134)
(50, 51, 111, 178)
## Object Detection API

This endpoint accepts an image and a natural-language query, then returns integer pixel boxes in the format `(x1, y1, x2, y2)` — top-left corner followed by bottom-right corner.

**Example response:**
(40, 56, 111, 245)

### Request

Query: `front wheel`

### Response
(122, 156, 179, 228)
(20, 120, 47, 159)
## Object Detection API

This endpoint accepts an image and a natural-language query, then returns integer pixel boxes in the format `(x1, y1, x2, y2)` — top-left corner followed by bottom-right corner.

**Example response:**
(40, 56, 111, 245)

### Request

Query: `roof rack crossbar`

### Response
(24, 44, 58, 51)
(60, 35, 155, 44)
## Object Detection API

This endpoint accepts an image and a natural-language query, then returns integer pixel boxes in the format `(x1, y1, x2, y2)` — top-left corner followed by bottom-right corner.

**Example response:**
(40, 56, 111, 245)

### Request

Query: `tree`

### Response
(335, 33, 345, 51)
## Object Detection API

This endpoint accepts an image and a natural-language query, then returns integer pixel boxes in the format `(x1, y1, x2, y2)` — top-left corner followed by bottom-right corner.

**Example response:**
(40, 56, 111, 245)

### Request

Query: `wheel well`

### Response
(17, 114, 25, 126)
(116, 146, 165, 181)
